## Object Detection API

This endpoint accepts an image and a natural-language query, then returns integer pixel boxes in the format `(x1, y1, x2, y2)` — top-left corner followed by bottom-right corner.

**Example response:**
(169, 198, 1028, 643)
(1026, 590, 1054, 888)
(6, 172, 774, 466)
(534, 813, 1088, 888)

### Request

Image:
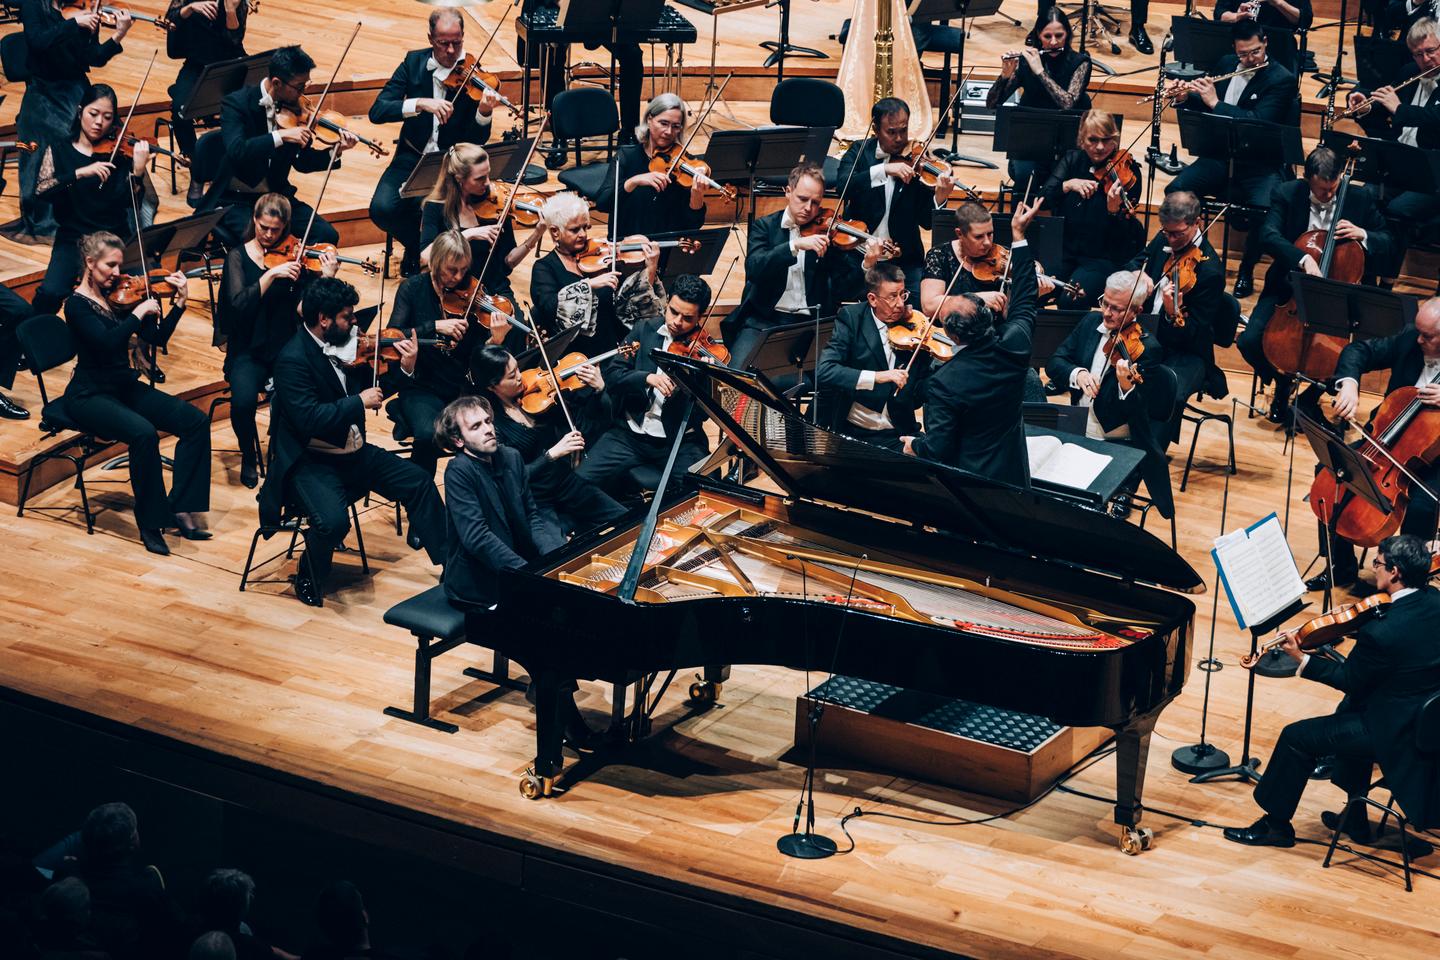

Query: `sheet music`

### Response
(1026, 435, 1111, 491)
(1212, 514, 1306, 630)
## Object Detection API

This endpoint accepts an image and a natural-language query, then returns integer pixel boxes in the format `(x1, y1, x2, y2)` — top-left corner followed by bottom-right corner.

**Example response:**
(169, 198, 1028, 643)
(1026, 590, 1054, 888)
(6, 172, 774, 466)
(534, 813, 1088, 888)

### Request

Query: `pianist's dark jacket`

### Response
(911, 241, 1038, 486)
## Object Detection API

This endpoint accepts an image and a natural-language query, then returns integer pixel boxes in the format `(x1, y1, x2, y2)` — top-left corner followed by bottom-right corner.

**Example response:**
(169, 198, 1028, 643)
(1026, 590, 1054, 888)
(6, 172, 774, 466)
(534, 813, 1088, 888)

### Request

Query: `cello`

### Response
(1261, 154, 1366, 380)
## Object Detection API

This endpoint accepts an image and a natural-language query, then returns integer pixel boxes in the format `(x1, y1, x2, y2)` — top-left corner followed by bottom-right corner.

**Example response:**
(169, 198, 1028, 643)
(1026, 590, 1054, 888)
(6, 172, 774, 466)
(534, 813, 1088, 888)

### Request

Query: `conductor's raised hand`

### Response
(1010, 196, 1042, 240)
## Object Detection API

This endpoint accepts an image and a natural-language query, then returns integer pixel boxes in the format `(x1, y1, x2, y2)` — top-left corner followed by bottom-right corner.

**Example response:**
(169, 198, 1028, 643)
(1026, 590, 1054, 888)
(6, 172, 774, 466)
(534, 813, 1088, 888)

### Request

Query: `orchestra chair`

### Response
(1178, 295, 1242, 492)
(0, 31, 30, 84)
(238, 475, 370, 596)
(1133, 361, 1180, 548)
(761, 78, 844, 192)
(1323, 688, 1440, 892)
(551, 86, 620, 210)
(382, 586, 525, 733)
(206, 390, 266, 481)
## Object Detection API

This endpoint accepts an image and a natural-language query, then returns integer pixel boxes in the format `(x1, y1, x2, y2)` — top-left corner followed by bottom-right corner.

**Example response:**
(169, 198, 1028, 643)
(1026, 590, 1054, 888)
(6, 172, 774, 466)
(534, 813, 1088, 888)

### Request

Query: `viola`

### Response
(440, 275, 516, 330)
(439, 55, 522, 117)
(1159, 244, 1204, 329)
(886, 309, 958, 361)
(649, 149, 738, 201)
(0, 140, 38, 154)
(519, 341, 640, 415)
(799, 212, 901, 259)
(262, 236, 379, 275)
(63, 1, 172, 31)
(275, 96, 389, 157)
(93, 133, 190, 168)
(351, 327, 450, 374)
(576, 236, 700, 274)
(666, 329, 731, 366)
(904, 140, 952, 189)
(1101, 316, 1147, 385)
(967, 243, 1084, 300)
(1092, 148, 1139, 219)
(1241, 594, 1391, 669)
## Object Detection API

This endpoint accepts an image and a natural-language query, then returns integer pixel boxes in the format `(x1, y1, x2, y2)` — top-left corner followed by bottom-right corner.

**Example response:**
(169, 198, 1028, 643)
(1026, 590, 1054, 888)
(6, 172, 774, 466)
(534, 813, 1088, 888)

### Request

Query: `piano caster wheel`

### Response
(518, 770, 552, 800)
(1119, 826, 1153, 855)
(688, 680, 722, 704)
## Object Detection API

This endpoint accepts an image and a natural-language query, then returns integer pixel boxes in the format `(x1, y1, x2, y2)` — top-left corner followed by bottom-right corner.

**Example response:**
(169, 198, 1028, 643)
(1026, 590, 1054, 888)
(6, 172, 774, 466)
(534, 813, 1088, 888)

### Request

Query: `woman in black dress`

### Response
(986, 8, 1093, 192)
(219, 192, 339, 488)
(62, 231, 211, 555)
(470, 344, 625, 538)
(597, 92, 707, 240)
(34, 83, 158, 316)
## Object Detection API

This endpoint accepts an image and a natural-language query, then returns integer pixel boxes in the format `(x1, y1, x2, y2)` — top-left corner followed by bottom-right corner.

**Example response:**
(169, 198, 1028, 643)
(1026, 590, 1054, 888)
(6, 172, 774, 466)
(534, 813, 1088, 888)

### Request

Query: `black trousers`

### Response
(1040, 0, 1147, 23)
(0, 283, 32, 391)
(395, 386, 449, 477)
(574, 426, 707, 497)
(1166, 160, 1281, 271)
(1254, 710, 1376, 824)
(168, 61, 208, 158)
(369, 161, 422, 263)
(528, 38, 643, 137)
(34, 236, 85, 317)
(537, 464, 627, 537)
(226, 352, 270, 467)
(66, 380, 212, 529)
(215, 194, 338, 250)
(286, 444, 446, 591)
(1384, 190, 1440, 279)
(1237, 291, 1284, 384)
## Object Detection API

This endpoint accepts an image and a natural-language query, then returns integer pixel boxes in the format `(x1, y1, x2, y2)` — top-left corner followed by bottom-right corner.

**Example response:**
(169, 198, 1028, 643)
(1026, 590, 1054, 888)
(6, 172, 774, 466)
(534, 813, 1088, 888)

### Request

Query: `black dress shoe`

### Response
(1129, 27, 1154, 55)
(1108, 493, 1133, 520)
(406, 529, 423, 551)
(240, 460, 259, 489)
(1266, 398, 1291, 425)
(288, 573, 324, 608)
(0, 392, 29, 420)
(176, 521, 213, 541)
(1311, 755, 1336, 781)
(140, 528, 170, 556)
(1223, 815, 1296, 848)
(1321, 809, 1374, 844)
(1232, 272, 1255, 299)
(1306, 570, 1356, 592)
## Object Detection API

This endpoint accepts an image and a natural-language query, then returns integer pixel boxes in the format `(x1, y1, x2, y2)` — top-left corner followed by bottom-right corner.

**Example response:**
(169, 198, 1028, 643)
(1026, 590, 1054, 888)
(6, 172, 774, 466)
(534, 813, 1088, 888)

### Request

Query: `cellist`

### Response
(1238, 146, 1391, 425)
(1308, 300, 1440, 592)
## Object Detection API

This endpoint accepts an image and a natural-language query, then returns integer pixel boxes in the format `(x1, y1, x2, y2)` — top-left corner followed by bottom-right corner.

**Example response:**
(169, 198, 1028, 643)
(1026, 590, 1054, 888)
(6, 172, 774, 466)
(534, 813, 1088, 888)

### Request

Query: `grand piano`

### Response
(473, 355, 1203, 853)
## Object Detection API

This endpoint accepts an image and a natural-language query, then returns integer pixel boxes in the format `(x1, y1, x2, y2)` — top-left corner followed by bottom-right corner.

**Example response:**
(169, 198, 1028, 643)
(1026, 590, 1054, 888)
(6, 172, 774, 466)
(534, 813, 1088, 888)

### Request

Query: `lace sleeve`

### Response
(35, 146, 60, 199)
(1038, 58, 1092, 110)
(985, 71, 1021, 109)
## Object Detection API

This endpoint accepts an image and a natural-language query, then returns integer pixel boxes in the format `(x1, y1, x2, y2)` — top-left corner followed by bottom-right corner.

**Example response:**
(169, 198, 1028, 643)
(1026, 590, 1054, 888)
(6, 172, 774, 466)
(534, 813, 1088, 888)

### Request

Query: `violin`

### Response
(649, 149, 738, 201)
(886, 309, 958, 361)
(575, 236, 700, 274)
(1101, 316, 1147, 385)
(352, 327, 450, 374)
(1092, 148, 1139, 219)
(93, 133, 190, 169)
(262, 236, 379, 275)
(519, 341, 640, 415)
(1159, 244, 1204, 329)
(439, 54, 522, 117)
(63, 1, 173, 31)
(440, 275, 515, 330)
(0, 141, 38, 154)
(967, 244, 1085, 300)
(667, 328, 731, 366)
(468, 183, 547, 227)
(799, 212, 901, 259)
(905, 140, 952, 190)
(1241, 594, 1391, 669)
(274, 96, 389, 157)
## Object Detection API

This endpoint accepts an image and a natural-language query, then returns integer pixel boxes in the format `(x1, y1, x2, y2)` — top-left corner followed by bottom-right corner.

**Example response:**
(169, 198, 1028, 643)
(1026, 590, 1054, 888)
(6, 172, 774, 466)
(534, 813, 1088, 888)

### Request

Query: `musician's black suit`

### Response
(442, 445, 565, 610)
(1238, 178, 1392, 383)
(259, 328, 446, 594)
(1254, 585, 1440, 830)
(1128, 232, 1229, 400)
(910, 242, 1038, 486)
(815, 301, 931, 449)
(1355, 59, 1440, 271)
(836, 137, 939, 291)
(367, 48, 493, 266)
(574, 317, 711, 495)
(209, 82, 342, 246)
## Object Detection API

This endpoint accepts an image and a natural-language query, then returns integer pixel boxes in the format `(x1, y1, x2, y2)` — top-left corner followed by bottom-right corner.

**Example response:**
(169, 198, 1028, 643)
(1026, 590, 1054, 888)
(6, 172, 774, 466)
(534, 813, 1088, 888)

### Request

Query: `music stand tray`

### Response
(991, 108, 1118, 165)
(514, 325, 583, 369)
(483, 137, 539, 185)
(744, 317, 833, 378)
(652, 227, 728, 286)
(181, 52, 273, 124)
(1293, 274, 1414, 343)
(1177, 111, 1303, 171)
(400, 152, 446, 201)
(1168, 16, 1235, 72)
(122, 209, 227, 271)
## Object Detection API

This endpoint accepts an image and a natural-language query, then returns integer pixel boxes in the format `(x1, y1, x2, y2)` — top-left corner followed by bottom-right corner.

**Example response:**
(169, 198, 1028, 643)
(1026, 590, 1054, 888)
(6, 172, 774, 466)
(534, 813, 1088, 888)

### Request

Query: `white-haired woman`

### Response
(529, 191, 665, 359)
(598, 92, 708, 240)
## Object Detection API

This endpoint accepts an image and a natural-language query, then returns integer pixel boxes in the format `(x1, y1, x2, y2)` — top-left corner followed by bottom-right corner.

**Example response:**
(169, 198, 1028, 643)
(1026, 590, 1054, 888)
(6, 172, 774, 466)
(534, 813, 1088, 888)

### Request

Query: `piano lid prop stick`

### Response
(617, 394, 699, 604)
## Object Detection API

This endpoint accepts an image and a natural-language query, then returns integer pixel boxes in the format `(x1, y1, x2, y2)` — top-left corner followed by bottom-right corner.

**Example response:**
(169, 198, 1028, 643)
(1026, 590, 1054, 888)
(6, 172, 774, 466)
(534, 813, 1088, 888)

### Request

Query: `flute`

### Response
(1138, 63, 1266, 104)
(1337, 64, 1440, 119)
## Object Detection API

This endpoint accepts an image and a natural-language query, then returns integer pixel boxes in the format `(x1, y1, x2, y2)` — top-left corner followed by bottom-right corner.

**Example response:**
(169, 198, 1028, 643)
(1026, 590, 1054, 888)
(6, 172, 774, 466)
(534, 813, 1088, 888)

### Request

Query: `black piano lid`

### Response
(655, 353, 1205, 595)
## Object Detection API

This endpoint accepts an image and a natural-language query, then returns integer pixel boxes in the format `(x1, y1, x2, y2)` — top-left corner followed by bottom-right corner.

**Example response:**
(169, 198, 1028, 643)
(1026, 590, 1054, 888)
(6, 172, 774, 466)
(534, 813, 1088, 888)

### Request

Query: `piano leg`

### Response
(688, 664, 730, 704)
(1113, 712, 1158, 855)
(522, 670, 568, 798)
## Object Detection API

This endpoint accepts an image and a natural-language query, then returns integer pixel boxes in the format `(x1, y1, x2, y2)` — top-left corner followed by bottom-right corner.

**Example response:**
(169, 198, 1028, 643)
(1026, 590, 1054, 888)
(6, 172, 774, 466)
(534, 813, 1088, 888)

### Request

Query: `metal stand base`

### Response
(761, 41, 827, 67)
(1171, 742, 1232, 775)
(777, 833, 838, 859)
(1191, 756, 1263, 785)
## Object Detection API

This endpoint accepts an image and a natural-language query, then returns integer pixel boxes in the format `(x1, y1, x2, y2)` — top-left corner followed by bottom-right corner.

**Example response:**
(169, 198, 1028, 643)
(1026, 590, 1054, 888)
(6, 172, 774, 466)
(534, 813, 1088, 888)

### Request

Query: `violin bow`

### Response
(664, 73, 733, 180)
(107, 49, 159, 166)
(826, 115, 875, 248)
(294, 146, 342, 265)
(525, 299, 579, 436)
(305, 22, 362, 137)
(463, 114, 550, 327)
(997, 179, 1036, 295)
(444, 1, 516, 115)
(909, 69, 970, 168)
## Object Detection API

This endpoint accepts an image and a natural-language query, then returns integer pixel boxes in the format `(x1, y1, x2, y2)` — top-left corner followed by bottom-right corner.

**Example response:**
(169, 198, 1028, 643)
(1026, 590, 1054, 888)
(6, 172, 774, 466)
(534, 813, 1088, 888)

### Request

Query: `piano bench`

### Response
(382, 585, 527, 734)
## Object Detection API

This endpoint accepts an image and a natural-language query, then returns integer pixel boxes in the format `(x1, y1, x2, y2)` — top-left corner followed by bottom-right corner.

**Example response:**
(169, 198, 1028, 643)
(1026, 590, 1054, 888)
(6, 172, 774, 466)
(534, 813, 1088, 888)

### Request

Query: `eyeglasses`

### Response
(1371, 557, 1391, 569)
(875, 289, 910, 304)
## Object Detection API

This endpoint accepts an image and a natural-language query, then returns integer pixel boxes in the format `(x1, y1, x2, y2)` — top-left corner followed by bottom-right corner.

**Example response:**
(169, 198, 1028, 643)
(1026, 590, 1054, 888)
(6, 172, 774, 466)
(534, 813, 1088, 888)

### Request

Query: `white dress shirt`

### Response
(868, 150, 898, 241)
(776, 208, 812, 314)
(1223, 65, 1257, 107)
(848, 310, 899, 431)
(628, 329, 675, 438)
(1398, 77, 1437, 147)
(304, 328, 364, 454)
(401, 53, 493, 155)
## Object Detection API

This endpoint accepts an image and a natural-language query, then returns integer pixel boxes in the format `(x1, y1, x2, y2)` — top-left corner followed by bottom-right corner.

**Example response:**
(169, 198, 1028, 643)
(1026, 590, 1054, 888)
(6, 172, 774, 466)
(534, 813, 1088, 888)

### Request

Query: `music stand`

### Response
(483, 137, 540, 185)
(400, 152, 445, 202)
(1168, 16, 1235, 73)
(705, 126, 833, 226)
(744, 315, 832, 379)
(1293, 273, 1412, 347)
(121, 209, 227, 271)
(514, 325, 582, 369)
(179, 51, 273, 129)
(908, 0, 1006, 149)
(652, 227, 727, 285)
(991, 214, 1065, 273)
(1021, 420, 1144, 510)
(1178, 112, 1301, 256)
(1022, 401, 1087, 436)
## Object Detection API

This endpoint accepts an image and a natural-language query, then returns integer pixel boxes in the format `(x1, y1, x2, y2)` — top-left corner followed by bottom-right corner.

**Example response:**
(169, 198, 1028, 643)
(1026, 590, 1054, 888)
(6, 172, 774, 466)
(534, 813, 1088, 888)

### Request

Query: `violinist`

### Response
(836, 97, 957, 302)
(575, 275, 718, 498)
(1127, 191, 1227, 400)
(1238, 146, 1391, 425)
(921, 202, 1055, 320)
(1040, 111, 1146, 310)
(212, 45, 357, 249)
(1163, 21, 1297, 299)
(5, 0, 130, 243)
(61, 231, 211, 556)
(259, 276, 447, 608)
(725, 162, 867, 369)
(368, 9, 498, 277)
(389, 229, 520, 480)
(33, 84, 158, 317)
(987, 9, 1094, 187)
(597, 93, 707, 243)
(1223, 534, 1440, 849)
(1215, 0, 1312, 74)
(1308, 301, 1440, 592)
(1343, 18, 1440, 276)
(418, 143, 544, 295)
(164, 0, 247, 188)
(219, 193, 338, 489)
(530, 192, 664, 358)
(470, 345, 625, 538)
(0, 285, 33, 420)
(901, 197, 1044, 487)
(815, 263, 933, 452)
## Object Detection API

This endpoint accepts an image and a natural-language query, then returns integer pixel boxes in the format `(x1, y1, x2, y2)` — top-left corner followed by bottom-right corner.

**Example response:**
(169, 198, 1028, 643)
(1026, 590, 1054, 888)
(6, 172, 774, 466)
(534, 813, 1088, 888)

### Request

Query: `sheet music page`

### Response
(1213, 515, 1305, 629)
(1027, 436, 1111, 490)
